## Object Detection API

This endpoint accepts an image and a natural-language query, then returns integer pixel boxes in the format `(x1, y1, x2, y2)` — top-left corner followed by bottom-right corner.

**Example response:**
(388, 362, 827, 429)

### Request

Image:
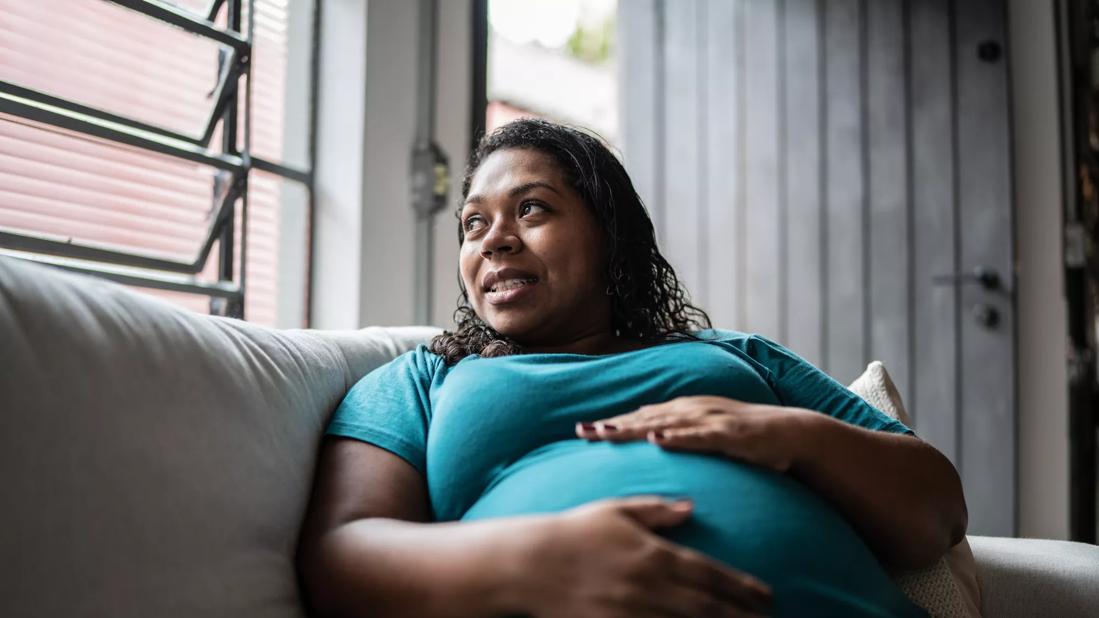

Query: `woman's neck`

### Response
(519, 328, 650, 356)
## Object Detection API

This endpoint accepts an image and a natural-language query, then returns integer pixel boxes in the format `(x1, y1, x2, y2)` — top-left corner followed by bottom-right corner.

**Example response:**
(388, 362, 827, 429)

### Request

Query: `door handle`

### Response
(972, 303, 1000, 328)
(931, 266, 1001, 290)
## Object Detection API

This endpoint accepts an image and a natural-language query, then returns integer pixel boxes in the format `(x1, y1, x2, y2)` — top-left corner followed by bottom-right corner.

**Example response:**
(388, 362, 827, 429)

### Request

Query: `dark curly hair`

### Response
(430, 118, 711, 364)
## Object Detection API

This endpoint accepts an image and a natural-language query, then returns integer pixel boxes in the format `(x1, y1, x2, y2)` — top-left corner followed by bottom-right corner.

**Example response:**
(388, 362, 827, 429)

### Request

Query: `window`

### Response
(486, 0, 617, 143)
(0, 0, 315, 327)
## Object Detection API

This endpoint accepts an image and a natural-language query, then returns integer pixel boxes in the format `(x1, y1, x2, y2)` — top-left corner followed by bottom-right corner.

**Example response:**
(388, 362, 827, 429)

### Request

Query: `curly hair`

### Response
(430, 118, 711, 364)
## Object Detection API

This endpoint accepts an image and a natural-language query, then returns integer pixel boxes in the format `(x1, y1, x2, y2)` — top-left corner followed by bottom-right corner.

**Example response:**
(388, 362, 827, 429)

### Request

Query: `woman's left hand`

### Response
(575, 396, 817, 473)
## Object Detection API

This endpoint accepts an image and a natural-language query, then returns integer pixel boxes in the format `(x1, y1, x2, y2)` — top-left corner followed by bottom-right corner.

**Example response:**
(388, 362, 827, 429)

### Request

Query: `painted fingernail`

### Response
(578, 422, 596, 431)
(600, 423, 618, 432)
(651, 430, 666, 440)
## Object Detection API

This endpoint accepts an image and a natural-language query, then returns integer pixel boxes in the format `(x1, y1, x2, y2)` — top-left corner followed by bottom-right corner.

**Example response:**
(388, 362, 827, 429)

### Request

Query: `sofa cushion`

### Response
(968, 535, 1099, 618)
(0, 257, 435, 618)
(849, 361, 981, 617)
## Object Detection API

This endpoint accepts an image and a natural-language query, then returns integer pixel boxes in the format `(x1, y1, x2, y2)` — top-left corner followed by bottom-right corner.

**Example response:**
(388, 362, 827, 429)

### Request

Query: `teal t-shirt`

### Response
(326, 330, 926, 617)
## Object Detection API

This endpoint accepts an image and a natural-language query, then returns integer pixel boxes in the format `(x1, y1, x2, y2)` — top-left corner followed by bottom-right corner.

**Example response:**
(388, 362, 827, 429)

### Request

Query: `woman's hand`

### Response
(512, 496, 772, 618)
(576, 396, 814, 472)
(578, 397, 968, 570)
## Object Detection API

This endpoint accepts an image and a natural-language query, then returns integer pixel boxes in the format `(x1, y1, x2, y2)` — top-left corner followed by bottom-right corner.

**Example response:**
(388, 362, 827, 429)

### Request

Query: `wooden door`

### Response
(620, 0, 1017, 536)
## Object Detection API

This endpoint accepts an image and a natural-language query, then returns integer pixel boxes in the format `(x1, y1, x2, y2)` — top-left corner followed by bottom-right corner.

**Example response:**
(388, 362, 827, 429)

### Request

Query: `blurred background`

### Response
(0, 0, 1095, 544)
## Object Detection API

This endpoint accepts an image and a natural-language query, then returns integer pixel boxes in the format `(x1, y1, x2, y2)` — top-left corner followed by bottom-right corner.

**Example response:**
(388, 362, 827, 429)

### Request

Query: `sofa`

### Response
(1, 255, 1097, 617)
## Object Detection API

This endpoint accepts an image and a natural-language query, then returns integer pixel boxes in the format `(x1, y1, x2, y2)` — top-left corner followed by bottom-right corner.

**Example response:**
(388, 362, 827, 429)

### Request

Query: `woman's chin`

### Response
(485, 315, 539, 340)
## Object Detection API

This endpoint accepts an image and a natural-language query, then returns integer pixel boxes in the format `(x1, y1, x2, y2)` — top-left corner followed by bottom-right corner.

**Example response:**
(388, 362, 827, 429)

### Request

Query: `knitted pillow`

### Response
(849, 361, 982, 617)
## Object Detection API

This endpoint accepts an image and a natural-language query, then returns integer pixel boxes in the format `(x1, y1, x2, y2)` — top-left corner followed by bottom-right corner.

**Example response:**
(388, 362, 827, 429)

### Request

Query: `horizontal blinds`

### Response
(0, 114, 219, 262)
(0, 0, 308, 327)
(249, 0, 287, 164)
(242, 0, 307, 326)
(0, 1, 223, 138)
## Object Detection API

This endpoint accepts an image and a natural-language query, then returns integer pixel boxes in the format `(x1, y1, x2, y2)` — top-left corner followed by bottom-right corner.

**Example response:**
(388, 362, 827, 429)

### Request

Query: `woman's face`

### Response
(459, 148, 611, 346)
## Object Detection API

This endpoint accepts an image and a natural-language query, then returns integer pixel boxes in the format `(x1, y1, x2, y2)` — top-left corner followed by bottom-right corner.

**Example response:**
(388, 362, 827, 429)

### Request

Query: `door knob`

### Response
(932, 266, 1001, 290)
(972, 303, 1000, 328)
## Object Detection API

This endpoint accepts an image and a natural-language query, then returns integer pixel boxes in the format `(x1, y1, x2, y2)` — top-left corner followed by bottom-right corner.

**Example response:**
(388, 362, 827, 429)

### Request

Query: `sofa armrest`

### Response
(968, 535, 1099, 617)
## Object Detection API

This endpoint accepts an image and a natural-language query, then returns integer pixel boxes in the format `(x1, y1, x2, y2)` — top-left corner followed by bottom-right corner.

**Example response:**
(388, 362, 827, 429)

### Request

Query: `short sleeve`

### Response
(718, 332, 914, 436)
(325, 345, 443, 475)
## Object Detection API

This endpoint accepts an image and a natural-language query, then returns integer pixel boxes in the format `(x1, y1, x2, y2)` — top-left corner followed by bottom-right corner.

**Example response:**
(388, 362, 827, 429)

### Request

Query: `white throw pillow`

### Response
(849, 361, 982, 618)
(0, 257, 433, 618)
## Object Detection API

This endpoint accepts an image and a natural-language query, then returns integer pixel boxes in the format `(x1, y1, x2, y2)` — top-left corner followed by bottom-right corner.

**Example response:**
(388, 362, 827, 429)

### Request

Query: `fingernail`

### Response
(651, 430, 666, 440)
(600, 423, 618, 432)
(578, 422, 596, 431)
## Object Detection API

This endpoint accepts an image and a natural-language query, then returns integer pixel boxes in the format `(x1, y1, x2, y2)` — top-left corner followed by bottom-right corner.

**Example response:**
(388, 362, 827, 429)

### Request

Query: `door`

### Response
(619, 0, 1016, 536)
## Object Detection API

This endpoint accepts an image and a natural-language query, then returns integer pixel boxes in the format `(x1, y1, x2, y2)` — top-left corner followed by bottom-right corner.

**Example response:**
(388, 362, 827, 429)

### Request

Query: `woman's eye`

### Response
(463, 215, 485, 232)
(519, 201, 545, 217)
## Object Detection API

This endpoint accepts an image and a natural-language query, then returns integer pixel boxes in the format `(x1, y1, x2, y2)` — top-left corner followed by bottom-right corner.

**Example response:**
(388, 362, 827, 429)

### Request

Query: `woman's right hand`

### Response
(510, 496, 773, 618)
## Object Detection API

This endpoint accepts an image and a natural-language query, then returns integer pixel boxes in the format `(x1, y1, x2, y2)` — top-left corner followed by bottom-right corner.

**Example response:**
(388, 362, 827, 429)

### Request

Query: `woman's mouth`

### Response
(485, 277, 538, 304)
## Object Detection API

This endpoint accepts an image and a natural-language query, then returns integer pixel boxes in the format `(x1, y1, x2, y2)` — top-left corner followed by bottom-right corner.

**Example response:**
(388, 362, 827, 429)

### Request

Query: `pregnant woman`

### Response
(298, 119, 967, 617)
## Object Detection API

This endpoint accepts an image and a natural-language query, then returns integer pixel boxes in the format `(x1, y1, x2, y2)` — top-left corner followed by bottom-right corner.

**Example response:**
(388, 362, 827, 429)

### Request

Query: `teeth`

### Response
(490, 277, 536, 292)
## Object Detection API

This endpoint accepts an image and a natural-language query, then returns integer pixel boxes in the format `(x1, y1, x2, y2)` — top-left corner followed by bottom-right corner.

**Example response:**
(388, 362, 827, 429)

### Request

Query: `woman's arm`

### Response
(580, 398, 967, 572)
(296, 438, 524, 617)
(787, 409, 967, 570)
(298, 436, 772, 618)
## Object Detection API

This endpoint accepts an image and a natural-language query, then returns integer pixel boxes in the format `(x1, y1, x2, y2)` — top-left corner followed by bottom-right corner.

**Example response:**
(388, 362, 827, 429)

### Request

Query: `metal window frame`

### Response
(106, 0, 249, 52)
(1056, 0, 1099, 545)
(0, 88, 244, 172)
(0, 0, 319, 322)
(105, 0, 251, 149)
(470, 0, 488, 154)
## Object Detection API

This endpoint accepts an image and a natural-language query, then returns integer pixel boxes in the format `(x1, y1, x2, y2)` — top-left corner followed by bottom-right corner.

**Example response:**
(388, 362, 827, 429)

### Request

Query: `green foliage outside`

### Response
(565, 13, 615, 64)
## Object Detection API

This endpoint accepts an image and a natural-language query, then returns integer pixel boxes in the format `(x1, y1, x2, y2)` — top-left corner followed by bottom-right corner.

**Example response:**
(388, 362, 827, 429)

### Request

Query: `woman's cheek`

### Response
(459, 244, 480, 282)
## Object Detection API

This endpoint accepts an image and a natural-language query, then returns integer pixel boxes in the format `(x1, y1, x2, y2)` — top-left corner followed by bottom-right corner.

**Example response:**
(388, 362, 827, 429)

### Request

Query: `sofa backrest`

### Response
(0, 257, 437, 617)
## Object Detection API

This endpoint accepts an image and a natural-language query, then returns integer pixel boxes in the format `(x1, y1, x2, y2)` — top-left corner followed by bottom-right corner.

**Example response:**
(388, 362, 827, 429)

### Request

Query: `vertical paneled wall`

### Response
(909, 0, 960, 461)
(625, 0, 926, 384)
(783, 0, 825, 367)
(621, 0, 1016, 534)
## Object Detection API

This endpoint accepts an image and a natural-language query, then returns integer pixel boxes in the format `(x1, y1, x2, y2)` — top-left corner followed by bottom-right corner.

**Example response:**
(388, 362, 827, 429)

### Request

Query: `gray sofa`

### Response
(1, 255, 1096, 617)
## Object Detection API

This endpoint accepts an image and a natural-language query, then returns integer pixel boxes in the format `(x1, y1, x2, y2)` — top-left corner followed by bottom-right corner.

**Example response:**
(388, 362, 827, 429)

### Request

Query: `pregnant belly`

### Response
(462, 440, 924, 618)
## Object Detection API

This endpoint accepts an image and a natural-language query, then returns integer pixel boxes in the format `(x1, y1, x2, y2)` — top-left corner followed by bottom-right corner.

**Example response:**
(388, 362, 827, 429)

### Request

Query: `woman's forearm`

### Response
(299, 516, 540, 618)
(789, 411, 968, 571)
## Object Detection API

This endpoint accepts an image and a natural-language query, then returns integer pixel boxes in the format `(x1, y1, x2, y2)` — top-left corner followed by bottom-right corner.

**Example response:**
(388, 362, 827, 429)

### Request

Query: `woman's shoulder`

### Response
(691, 329, 804, 368)
(694, 328, 790, 348)
(377, 343, 447, 370)
(347, 344, 448, 392)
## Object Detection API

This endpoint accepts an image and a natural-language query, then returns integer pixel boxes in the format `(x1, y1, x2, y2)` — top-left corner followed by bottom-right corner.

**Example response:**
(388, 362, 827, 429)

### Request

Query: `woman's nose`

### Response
(481, 223, 519, 257)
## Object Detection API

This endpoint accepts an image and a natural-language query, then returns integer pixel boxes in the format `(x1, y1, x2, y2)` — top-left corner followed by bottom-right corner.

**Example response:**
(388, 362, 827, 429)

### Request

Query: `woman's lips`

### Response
(484, 278, 539, 305)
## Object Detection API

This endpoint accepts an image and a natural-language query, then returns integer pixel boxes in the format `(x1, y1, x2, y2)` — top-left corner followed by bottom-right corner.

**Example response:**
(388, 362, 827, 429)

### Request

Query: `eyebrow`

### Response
(464, 181, 562, 205)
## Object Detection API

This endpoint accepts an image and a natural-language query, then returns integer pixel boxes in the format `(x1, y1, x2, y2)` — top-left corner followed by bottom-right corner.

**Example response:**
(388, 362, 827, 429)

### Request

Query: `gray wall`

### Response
(313, 0, 468, 330)
(621, 0, 965, 389)
(312, 0, 369, 329)
(1009, 0, 1069, 540)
